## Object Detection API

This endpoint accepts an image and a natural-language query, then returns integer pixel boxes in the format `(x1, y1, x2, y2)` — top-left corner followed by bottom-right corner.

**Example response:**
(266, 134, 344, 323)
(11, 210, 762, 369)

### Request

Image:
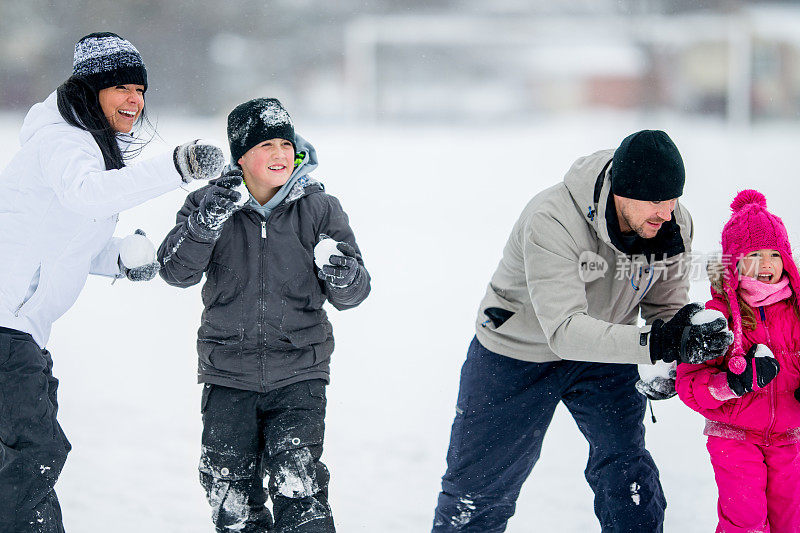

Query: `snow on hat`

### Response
(611, 130, 685, 201)
(720, 189, 800, 356)
(72, 32, 147, 92)
(227, 98, 295, 163)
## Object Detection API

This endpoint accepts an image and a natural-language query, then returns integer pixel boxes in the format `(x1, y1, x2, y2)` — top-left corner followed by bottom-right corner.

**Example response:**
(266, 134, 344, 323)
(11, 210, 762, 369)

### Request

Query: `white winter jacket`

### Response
(0, 92, 183, 348)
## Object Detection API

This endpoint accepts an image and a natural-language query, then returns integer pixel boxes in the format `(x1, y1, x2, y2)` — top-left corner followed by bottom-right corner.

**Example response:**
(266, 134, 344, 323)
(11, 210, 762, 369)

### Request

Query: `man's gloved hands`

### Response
(635, 360, 677, 400)
(119, 229, 159, 281)
(314, 235, 359, 288)
(649, 303, 734, 364)
(727, 344, 780, 397)
(173, 139, 226, 183)
(188, 167, 247, 240)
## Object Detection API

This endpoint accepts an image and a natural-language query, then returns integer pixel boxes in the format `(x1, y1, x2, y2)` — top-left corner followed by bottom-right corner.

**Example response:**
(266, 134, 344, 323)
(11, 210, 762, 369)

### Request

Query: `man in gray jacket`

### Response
(432, 130, 732, 532)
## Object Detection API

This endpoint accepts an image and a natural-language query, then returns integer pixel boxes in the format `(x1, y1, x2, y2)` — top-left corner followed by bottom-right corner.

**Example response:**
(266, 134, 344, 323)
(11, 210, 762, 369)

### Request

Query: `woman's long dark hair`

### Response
(56, 76, 153, 170)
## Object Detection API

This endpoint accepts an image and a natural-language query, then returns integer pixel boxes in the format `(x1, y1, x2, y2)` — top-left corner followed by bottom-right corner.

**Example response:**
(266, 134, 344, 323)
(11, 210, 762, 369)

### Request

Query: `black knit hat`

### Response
(611, 130, 685, 201)
(72, 32, 147, 92)
(227, 98, 295, 163)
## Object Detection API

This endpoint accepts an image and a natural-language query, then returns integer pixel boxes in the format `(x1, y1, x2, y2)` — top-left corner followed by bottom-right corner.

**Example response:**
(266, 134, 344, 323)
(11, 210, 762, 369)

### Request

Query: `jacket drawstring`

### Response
(648, 398, 657, 423)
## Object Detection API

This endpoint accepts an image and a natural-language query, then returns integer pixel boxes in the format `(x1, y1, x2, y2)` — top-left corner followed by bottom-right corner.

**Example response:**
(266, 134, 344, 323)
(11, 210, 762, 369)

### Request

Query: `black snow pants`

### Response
(432, 336, 666, 533)
(199, 379, 335, 533)
(0, 327, 71, 533)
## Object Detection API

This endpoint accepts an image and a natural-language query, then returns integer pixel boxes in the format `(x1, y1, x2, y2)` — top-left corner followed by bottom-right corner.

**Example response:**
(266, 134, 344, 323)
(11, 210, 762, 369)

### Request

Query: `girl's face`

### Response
(98, 84, 145, 133)
(738, 249, 784, 284)
(237, 138, 295, 189)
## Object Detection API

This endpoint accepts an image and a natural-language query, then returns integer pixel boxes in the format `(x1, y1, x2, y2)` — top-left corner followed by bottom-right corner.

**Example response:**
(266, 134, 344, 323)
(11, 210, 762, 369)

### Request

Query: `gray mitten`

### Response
(188, 169, 246, 240)
(119, 229, 160, 282)
(173, 140, 226, 183)
(635, 360, 677, 400)
(315, 237, 359, 288)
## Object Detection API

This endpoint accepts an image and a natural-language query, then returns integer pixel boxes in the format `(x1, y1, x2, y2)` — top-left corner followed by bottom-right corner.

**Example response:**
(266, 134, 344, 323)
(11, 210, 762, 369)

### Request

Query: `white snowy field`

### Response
(2, 111, 800, 533)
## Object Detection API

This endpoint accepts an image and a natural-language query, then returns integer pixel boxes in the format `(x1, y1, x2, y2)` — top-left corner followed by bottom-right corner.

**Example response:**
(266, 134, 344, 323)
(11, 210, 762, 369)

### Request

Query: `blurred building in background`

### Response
(1, 0, 799, 124)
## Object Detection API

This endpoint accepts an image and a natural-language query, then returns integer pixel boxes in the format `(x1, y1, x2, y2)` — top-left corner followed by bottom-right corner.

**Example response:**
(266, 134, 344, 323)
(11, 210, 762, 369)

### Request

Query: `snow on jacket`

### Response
(157, 135, 370, 393)
(0, 92, 184, 348)
(474, 149, 694, 364)
(676, 270, 800, 445)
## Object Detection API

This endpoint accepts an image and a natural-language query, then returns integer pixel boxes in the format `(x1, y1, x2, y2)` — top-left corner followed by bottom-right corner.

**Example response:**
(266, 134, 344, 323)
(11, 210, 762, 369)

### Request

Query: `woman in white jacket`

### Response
(0, 32, 225, 532)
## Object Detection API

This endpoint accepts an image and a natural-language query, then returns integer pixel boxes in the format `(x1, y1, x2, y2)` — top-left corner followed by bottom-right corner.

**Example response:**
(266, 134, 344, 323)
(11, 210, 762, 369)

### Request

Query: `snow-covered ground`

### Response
(2, 111, 800, 532)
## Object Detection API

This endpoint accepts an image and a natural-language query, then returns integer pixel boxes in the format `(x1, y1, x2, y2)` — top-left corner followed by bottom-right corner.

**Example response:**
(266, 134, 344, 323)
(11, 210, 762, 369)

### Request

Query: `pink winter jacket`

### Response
(676, 294, 800, 445)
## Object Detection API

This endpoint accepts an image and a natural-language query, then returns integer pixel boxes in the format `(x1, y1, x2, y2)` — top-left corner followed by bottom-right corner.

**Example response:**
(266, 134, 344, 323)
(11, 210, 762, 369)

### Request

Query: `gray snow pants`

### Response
(0, 327, 70, 533)
(199, 379, 334, 532)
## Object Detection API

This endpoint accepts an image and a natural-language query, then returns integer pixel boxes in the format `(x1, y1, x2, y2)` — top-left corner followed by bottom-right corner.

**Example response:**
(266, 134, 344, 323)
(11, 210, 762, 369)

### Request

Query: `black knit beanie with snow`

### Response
(611, 130, 685, 201)
(227, 98, 295, 163)
(72, 32, 147, 92)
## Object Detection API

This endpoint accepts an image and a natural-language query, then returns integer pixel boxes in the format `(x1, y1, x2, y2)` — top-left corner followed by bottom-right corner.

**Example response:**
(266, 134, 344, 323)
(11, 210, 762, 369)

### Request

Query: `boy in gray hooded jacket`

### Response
(158, 98, 370, 532)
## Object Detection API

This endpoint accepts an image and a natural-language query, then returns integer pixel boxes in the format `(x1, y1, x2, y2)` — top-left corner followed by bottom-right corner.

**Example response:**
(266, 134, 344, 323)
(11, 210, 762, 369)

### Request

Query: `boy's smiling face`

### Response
(238, 138, 295, 191)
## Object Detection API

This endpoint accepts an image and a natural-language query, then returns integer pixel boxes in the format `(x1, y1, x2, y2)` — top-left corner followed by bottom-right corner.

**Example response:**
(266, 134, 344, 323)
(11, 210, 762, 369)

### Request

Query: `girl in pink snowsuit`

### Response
(676, 189, 800, 533)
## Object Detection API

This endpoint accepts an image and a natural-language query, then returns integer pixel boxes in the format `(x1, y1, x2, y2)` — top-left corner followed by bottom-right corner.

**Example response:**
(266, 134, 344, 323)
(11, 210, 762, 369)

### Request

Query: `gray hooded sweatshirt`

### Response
(475, 149, 693, 365)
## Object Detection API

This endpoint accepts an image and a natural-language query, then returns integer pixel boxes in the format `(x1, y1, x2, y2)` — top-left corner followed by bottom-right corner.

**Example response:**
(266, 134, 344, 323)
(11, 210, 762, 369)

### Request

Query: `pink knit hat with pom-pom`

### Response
(720, 189, 800, 362)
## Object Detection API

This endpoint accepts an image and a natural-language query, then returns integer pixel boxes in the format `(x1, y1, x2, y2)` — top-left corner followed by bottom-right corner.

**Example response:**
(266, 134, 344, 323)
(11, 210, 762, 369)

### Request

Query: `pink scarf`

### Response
(738, 275, 792, 308)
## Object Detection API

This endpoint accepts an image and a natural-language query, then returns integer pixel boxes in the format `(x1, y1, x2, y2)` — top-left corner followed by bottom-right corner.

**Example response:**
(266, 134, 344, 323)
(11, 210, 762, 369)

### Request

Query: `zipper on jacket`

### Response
(252, 199, 300, 390)
(14, 302, 24, 317)
(259, 215, 268, 392)
(758, 307, 773, 346)
(758, 306, 777, 446)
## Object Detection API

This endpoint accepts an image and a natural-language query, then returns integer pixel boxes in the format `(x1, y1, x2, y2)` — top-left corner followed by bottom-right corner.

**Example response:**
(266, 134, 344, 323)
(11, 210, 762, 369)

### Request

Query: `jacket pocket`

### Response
(724, 390, 759, 426)
(0, 334, 9, 368)
(280, 271, 316, 315)
(285, 323, 329, 350)
(198, 263, 244, 345)
(14, 264, 47, 317)
(198, 342, 242, 375)
(197, 324, 244, 345)
(311, 341, 333, 366)
(483, 307, 515, 328)
(481, 306, 524, 336)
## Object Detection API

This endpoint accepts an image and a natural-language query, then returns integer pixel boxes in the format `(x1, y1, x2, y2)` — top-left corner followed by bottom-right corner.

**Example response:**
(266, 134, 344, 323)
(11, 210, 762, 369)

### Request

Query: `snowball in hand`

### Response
(314, 238, 341, 269)
(232, 180, 250, 207)
(690, 308, 726, 326)
(689, 308, 740, 371)
(752, 344, 774, 359)
(119, 233, 156, 268)
(638, 359, 676, 382)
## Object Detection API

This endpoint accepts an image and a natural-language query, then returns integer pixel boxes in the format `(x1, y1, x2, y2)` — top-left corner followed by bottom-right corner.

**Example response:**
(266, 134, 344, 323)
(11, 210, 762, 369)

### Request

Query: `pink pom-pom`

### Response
(730, 189, 766, 212)
(728, 354, 747, 375)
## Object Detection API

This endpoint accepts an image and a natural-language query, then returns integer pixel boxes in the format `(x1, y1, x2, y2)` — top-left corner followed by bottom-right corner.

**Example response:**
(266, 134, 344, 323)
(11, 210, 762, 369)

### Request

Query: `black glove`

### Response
(173, 140, 226, 183)
(727, 344, 780, 397)
(649, 303, 733, 364)
(317, 240, 359, 288)
(188, 168, 245, 240)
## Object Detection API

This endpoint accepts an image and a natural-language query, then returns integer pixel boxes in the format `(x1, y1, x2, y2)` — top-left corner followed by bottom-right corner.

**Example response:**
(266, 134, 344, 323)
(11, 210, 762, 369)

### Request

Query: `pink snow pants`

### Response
(707, 436, 800, 533)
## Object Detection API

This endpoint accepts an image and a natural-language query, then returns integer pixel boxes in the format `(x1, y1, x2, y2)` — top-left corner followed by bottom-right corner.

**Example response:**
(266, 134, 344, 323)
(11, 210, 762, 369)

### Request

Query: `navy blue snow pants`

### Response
(432, 337, 666, 532)
(0, 327, 70, 533)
